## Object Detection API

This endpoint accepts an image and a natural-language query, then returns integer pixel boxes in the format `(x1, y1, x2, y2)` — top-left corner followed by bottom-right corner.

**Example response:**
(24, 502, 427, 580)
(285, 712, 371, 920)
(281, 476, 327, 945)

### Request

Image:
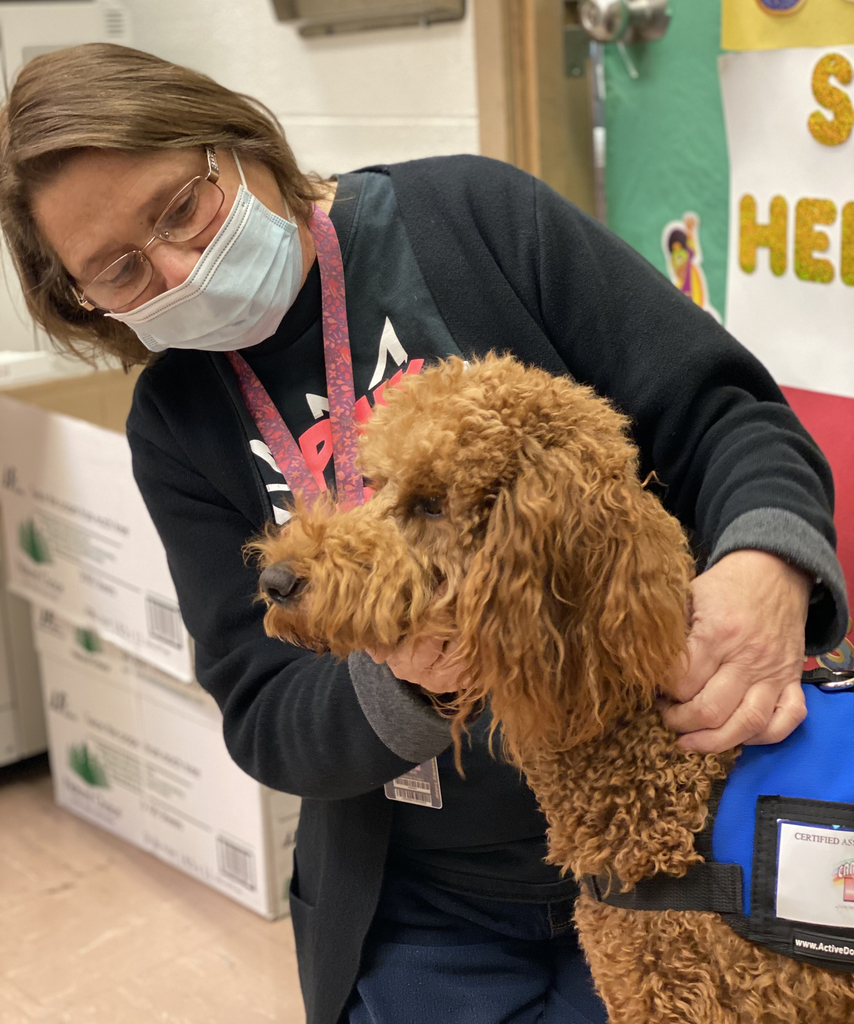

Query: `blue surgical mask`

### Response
(107, 155, 303, 353)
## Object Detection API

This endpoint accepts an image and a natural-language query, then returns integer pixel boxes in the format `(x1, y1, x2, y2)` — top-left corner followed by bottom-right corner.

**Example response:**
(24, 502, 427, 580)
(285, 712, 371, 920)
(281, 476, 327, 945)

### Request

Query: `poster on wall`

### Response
(722, 0, 854, 52)
(720, 45, 854, 669)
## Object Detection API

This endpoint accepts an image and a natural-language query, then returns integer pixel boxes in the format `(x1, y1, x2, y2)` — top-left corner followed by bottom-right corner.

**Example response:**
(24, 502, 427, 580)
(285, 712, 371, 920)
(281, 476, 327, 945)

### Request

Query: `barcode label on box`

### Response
(217, 836, 256, 890)
(145, 595, 183, 649)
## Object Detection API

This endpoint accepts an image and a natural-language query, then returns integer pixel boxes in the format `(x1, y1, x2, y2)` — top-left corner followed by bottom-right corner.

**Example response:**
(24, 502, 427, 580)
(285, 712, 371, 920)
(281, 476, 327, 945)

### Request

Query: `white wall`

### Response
(128, 0, 480, 176)
(0, 0, 480, 350)
(0, 246, 41, 351)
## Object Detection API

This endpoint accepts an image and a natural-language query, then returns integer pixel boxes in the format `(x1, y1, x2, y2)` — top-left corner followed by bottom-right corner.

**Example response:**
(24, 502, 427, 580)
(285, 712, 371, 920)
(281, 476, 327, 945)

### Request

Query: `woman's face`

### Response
(32, 147, 289, 311)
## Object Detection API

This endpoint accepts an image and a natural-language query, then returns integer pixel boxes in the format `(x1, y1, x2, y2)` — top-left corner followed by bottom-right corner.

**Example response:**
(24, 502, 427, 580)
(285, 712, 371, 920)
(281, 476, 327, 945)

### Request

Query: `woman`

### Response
(0, 44, 846, 1024)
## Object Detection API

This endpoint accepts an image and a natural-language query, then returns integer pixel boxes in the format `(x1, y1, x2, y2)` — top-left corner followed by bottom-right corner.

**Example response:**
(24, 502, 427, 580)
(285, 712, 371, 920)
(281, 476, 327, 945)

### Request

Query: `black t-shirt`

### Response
(241, 171, 459, 511)
(242, 170, 575, 900)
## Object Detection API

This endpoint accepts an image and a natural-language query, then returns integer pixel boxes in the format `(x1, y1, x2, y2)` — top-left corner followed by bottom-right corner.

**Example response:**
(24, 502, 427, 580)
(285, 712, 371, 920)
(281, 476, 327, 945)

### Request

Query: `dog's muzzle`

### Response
(259, 562, 306, 607)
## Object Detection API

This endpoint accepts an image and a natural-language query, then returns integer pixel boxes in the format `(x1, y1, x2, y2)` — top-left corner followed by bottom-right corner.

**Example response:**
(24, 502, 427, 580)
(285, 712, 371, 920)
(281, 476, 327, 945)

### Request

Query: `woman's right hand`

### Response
(366, 636, 465, 694)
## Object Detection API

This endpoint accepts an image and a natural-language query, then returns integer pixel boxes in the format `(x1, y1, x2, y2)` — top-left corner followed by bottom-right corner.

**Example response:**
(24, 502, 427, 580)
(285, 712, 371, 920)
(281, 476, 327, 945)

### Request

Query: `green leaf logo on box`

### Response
(18, 518, 51, 563)
(75, 628, 102, 654)
(68, 743, 109, 787)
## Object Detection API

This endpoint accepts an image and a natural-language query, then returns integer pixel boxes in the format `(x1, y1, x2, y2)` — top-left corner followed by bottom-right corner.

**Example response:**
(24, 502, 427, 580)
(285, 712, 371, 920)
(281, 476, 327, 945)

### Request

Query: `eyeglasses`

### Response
(74, 146, 224, 313)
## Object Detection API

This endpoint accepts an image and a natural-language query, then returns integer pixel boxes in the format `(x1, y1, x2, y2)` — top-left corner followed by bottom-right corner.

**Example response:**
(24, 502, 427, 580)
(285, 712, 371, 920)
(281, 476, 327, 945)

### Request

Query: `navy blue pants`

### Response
(346, 874, 609, 1024)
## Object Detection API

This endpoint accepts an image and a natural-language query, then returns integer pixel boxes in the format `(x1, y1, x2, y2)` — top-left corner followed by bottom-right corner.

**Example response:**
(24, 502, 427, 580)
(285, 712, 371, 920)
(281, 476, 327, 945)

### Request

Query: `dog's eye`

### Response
(413, 495, 444, 518)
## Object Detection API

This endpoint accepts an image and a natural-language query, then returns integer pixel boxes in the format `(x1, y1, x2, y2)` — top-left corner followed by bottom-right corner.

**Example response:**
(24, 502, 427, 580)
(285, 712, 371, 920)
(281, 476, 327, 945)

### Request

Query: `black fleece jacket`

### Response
(127, 156, 848, 1024)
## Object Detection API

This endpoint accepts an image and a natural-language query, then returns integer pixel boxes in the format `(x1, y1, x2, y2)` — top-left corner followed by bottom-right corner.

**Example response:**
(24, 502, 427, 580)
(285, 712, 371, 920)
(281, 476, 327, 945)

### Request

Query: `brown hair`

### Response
(0, 43, 326, 367)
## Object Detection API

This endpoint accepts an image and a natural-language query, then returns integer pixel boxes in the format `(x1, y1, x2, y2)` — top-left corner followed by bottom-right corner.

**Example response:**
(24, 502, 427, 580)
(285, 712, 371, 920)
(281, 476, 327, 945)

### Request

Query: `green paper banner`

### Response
(604, 0, 730, 316)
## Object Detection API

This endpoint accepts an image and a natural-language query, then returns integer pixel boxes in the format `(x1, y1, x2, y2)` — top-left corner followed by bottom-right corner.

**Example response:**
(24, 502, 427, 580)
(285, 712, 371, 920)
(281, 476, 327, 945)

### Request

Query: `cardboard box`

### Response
(0, 393, 192, 680)
(3, 364, 299, 916)
(0, 584, 45, 767)
(2, 363, 141, 434)
(33, 607, 299, 919)
(0, 362, 145, 765)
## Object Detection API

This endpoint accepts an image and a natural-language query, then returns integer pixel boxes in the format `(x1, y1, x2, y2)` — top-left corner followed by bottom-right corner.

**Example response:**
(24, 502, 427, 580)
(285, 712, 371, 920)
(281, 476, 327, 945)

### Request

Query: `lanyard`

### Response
(227, 204, 366, 510)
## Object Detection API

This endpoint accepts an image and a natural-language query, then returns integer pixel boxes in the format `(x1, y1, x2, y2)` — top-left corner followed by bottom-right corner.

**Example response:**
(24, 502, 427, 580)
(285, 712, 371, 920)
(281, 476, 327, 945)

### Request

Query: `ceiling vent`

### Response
(270, 0, 465, 37)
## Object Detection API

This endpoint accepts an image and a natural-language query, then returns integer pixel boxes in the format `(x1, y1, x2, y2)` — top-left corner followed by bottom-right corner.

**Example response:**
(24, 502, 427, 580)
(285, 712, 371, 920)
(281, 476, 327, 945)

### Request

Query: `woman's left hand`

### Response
(661, 549, 813, 752)
(367, 636, 464, 694)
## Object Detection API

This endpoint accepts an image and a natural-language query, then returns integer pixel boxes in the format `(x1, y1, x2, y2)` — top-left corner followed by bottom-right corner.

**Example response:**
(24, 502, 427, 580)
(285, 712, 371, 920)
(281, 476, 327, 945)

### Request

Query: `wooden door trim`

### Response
(472, 0, 595, 215)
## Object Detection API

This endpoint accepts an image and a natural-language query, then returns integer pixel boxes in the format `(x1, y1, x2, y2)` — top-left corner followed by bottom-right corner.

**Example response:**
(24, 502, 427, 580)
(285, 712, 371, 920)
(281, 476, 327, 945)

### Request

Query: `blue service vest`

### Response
(714, 685, 854, 916)
(583, 680, 854, 972)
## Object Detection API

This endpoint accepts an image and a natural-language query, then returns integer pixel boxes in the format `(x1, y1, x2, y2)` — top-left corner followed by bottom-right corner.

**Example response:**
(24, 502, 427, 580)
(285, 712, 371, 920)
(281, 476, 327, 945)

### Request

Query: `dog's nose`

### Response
(260, 563, 303, 607)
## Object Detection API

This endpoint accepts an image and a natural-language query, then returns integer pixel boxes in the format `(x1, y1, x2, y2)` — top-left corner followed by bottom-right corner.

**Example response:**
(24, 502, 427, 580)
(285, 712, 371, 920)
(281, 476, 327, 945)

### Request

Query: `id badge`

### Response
(384, 757, 443, 809)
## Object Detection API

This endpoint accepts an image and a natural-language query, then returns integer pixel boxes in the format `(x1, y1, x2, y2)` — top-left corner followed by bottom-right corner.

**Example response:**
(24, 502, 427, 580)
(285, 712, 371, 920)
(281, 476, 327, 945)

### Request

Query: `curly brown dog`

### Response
(252, 354, 854, 1023)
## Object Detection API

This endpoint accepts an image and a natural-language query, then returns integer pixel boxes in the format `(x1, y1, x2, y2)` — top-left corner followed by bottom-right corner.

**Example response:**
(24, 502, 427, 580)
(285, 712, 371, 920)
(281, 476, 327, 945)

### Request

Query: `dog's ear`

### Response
(455, 435, 693, 764)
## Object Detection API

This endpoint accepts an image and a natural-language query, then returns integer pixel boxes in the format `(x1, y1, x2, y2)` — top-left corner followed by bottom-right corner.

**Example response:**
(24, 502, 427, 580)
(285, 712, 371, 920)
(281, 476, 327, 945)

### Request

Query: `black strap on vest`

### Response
(581, 861, 743, 915)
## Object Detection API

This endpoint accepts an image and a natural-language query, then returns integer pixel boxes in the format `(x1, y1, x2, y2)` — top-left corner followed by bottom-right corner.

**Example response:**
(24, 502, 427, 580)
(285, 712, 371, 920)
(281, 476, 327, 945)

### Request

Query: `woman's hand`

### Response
(367, 636, 464, 694)
(661, 549, 813, 752)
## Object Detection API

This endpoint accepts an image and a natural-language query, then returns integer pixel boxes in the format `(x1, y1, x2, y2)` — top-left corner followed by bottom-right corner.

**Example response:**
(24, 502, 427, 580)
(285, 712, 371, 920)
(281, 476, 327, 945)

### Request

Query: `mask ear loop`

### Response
(233, 150, 249, 189)
(232, 150, 294, 223)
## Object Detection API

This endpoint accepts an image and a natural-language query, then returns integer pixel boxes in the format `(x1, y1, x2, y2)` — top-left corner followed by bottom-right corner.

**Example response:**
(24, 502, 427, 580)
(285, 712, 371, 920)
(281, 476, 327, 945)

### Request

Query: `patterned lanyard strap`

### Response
(227, 204, 366, 510)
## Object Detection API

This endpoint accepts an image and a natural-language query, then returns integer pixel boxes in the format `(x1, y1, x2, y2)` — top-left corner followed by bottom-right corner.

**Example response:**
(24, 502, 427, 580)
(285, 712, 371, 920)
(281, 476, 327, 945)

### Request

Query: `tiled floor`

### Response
(0, 755, 306, 1024)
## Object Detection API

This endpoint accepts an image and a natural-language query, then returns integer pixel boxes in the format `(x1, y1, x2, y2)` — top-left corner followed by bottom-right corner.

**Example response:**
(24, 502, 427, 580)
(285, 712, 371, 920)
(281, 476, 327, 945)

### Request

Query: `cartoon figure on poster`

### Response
(661, 212, 721, 321)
